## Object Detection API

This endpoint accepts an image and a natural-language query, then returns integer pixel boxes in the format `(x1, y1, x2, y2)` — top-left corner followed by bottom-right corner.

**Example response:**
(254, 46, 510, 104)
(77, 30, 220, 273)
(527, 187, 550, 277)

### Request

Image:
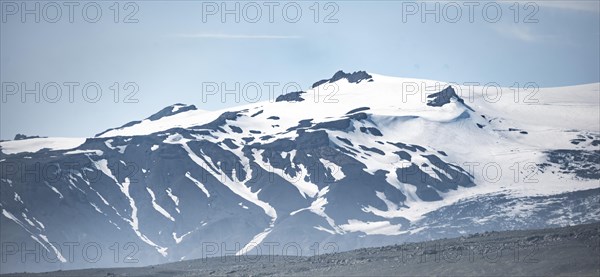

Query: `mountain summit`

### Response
(1, 71, 599, 273)
(312, 70, 373, 88)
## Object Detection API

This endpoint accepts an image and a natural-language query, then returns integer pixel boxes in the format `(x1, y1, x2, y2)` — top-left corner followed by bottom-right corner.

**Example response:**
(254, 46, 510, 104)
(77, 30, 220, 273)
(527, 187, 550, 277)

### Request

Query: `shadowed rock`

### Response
(427, 86, 474, 111)
(276, 91, 306, 102)
(312, 70, 373, 88)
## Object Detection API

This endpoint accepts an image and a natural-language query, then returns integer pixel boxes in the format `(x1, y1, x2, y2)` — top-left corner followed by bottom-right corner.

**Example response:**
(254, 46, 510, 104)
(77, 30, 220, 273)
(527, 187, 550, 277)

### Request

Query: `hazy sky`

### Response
(1, 0, 599, 139)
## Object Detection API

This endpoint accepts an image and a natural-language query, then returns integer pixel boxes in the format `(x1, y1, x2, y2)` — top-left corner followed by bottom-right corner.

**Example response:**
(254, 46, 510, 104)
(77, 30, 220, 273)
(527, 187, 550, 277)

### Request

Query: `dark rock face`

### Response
(13, 134, 43, 140)
(275, 91, 306, 102)
(313, 119, 353, 131)
(347, 112, 368, 121)
(358, 145, 385, 155)
(395, 154, 475, 202)
(148, 104, 197, 121)
(221, 138, 239, 149)
(336, 136, 354, 146)
(250, 110, 264, 117)
(360, 127, 383, 136)
(346, 107, 371, 114)
(286, 119, 314, 131)
(388, 142, 426, 152)
(541, 150, 600, 179)
(426, 86, 474, 111)
(396, 150, 411, 161)
(196, 111, 242, 133)
(229, 125, 243, 133)
(568, 133, 599, 147)
(312, 71, 373, 88)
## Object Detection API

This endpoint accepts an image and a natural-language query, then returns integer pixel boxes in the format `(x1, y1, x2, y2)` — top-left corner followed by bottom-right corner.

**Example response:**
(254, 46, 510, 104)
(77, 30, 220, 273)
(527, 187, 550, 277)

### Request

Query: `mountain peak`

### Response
(95, 103, 197, 137)
(426, 86, 475, 111)
(147, 103, 197, 121)
(275, 91, 306, 102)
(13, 134, 45, 140)
(312, 70, 373, 88)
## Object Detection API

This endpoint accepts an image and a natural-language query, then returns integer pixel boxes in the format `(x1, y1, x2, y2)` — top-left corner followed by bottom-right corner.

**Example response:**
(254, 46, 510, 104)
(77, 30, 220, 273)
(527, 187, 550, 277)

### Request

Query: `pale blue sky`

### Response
(1, 1, 599, 139)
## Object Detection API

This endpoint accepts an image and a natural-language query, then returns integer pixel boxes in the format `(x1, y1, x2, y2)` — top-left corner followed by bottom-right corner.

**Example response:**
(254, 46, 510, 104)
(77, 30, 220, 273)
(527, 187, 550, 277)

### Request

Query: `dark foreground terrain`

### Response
(4, 223, 599, 276)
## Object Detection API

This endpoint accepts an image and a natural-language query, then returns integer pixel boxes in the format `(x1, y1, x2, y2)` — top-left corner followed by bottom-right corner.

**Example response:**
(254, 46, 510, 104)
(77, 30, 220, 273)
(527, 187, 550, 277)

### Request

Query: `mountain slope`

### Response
(1, 71, 598, 273)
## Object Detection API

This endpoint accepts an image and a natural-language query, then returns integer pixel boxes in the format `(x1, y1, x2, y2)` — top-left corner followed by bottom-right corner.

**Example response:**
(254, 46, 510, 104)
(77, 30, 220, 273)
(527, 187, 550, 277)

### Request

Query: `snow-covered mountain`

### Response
(1, 71, 599, 273)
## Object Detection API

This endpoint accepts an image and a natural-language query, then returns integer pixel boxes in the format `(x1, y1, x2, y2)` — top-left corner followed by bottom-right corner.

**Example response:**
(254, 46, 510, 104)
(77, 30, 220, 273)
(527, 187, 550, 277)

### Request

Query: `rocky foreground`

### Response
(4, 223, 599, 276)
